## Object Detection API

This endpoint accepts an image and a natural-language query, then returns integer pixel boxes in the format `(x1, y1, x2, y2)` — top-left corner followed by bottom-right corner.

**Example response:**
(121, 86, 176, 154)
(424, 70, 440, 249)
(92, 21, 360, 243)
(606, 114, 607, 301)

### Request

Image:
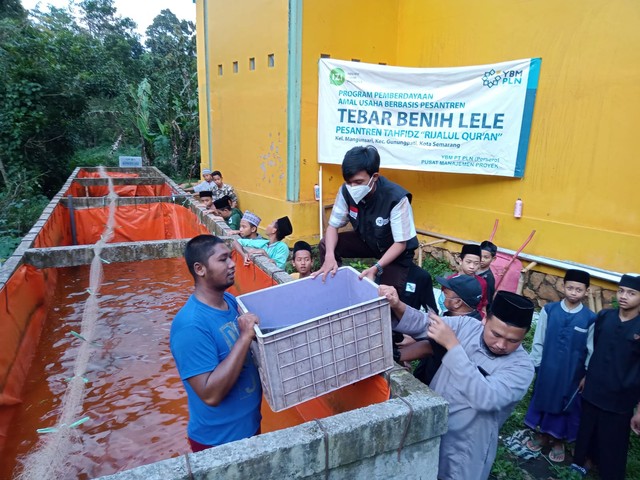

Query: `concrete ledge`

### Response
(61, 196, 191, 209)
(79, 167, 160, 175)
(22, 240, 191, 268)
(98, 369, 448, 480)
(72, 177, 166, 186)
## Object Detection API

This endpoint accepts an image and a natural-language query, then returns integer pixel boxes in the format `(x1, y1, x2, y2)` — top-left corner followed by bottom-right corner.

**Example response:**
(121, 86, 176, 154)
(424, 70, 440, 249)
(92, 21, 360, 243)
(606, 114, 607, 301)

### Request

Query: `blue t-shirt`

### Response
(170, 293, 262, 445)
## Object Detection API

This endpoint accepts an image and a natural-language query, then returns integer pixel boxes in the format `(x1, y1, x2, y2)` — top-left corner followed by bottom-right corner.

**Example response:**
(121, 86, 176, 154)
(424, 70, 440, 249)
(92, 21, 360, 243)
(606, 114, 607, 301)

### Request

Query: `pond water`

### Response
(2, 258, 197, 478)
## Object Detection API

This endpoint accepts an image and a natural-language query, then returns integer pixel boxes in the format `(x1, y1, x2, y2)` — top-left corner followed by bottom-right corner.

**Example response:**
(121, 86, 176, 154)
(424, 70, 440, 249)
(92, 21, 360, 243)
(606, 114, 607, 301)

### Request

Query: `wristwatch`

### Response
(374, 262, 384, 275)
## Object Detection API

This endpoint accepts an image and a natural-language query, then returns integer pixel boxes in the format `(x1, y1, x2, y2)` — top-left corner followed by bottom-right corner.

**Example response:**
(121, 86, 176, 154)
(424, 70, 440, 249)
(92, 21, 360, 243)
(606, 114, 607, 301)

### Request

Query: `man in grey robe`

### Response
(379, 286, 535, 480)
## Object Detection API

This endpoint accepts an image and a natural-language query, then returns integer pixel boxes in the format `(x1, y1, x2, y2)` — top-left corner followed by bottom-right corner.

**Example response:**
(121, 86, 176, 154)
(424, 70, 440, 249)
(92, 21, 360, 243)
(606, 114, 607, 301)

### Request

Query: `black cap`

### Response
(564, 269, 590, 287)
(480, 240, 498, 256)
(293, 240, 311, 256)
(491, 291, 534, 329)
(213, 195, 231, 210)
(276, 216, 293, 238)
(436, 275, 482, 308)
(199, 190, 213, 198)
(461, 244, 482, 258)
(620, 274, 640, 292)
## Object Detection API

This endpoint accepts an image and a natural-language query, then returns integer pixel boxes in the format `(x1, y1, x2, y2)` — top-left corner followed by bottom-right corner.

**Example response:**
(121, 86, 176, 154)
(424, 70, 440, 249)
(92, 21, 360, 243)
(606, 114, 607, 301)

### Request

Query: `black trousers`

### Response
(319, 231, 412, 294)
(572, 398, 632, 480)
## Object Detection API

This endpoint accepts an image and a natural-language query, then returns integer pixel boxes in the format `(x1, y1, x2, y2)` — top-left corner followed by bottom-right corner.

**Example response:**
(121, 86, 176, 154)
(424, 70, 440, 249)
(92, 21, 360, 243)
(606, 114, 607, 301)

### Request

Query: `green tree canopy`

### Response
(0, 0, 199, 250)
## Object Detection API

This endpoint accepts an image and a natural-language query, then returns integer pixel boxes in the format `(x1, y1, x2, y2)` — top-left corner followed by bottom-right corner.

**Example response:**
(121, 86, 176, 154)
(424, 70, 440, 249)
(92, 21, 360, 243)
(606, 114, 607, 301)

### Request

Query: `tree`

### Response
(142, 10, 199, 176)
(0, 0, 198, 203)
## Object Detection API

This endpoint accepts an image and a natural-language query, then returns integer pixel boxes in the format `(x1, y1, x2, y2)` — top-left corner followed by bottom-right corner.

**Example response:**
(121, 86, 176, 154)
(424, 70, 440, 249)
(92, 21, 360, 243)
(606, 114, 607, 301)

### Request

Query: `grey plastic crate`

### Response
(237, 267, 394, 412)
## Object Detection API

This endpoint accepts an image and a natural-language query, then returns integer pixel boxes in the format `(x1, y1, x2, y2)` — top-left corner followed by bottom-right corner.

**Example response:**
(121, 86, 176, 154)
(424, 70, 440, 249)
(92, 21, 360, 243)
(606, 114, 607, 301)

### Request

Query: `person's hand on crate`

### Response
(379, 284, 407, 320)
(237, 313, 259, 340)
(311, 256, 339, 282)
(359, 265, 378, 282)
(378, 284, 400, 308)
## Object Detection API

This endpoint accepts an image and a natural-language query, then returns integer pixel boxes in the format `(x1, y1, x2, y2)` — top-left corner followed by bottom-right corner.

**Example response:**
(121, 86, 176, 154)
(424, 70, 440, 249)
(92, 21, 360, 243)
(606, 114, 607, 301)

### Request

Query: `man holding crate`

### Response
(170, 235, 262, 451)
(313, 145, 418, 295)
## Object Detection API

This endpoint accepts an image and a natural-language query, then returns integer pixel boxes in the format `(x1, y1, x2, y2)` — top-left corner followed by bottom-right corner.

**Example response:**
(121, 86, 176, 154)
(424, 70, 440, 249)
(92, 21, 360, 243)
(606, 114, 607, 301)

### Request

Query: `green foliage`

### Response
(549, 464, 584, 480)
(421, 255, 454, 287)
(0, 0, 199, 202)
(0, 169, 49, 261)
(490, 447, 525, 480)
(627, 434, 640, 480)
(346, 258, 376, 271)
(521, 319, 536, 353)
(68, 146, 138, 169)
(0, 236, 21, 263)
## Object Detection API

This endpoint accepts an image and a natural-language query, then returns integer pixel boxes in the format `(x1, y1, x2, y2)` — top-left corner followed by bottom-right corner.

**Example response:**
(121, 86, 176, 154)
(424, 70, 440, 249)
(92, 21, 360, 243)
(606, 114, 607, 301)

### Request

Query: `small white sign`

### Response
(118, 156, 143, 167)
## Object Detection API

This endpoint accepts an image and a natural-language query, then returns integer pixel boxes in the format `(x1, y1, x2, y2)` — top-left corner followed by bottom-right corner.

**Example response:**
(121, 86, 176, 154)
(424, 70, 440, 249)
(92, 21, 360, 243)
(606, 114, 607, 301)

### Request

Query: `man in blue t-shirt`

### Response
(170, 235, 262, 452)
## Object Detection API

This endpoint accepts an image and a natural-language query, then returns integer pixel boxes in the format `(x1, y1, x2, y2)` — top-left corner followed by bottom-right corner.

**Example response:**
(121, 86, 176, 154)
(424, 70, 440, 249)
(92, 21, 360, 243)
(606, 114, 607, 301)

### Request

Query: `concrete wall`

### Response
(99, 369, 447, 480)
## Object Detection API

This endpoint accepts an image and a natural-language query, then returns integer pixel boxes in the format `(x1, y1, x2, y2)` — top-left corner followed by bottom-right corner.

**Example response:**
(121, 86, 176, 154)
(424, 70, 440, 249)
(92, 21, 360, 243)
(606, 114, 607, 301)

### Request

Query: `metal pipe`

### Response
(67, 194, 78, 246)
(415, 228, 622, 284)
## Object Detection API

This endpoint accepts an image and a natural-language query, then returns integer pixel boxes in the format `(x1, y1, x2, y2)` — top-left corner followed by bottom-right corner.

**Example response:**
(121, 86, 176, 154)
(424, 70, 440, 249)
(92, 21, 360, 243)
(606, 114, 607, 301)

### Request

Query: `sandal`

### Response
(525, 433, 547, 452)
(549, 443, 565, 463)
(509, 442, 540, 460)
(569, 463, 587, 478)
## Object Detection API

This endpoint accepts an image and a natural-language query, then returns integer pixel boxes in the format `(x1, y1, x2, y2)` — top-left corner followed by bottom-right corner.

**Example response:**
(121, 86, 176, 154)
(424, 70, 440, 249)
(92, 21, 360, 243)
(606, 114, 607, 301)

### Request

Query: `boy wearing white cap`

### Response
(238, 211, 262, 240)
(192, 169, 216, 193)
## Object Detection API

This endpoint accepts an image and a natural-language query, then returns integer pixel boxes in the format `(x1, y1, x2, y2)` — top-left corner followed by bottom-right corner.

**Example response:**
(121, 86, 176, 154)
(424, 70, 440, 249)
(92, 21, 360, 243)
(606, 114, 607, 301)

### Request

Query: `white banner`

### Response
(318, 58, 541, 178)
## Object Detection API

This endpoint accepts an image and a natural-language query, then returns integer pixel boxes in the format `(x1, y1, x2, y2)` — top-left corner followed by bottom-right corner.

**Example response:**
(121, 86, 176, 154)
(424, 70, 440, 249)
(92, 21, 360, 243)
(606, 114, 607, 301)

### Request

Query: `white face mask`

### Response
(345, 176, 374, 204)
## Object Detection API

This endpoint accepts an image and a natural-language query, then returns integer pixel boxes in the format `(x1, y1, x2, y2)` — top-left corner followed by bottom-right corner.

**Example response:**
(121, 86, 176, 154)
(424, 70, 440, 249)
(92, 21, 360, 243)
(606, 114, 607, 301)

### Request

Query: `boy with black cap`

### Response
(233, 216, 293, 269)
(379, 285, 535, 480)
(523, 269, 596, 463)
(212, 195, 242, 232)
(198, 190, 214, 210)
(446, 244, 489, 319)
(478, 240, 498, 307)
(290, 241, 313, 279)
(570, 274, 640, 479)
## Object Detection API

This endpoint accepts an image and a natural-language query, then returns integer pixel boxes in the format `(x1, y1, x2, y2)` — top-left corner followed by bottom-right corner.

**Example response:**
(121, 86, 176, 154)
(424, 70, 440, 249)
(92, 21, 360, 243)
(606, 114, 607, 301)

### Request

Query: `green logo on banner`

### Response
(329, 68, 345, 86)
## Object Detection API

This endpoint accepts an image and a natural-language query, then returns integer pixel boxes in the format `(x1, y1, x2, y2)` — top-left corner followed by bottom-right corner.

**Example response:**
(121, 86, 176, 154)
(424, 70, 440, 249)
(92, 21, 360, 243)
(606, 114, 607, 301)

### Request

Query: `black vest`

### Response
(341, 176, 418, 257)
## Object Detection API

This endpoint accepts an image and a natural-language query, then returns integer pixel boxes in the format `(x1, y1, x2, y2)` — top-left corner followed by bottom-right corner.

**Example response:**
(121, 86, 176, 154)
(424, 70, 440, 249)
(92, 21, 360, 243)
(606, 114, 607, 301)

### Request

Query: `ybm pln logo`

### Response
(330, 67, 345, 86)
(482, 68, 523, 88)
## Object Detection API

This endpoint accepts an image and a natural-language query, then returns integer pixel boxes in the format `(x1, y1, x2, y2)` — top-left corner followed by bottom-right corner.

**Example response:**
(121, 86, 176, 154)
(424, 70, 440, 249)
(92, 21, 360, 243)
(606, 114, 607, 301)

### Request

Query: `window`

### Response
(233, 61, 238, 73)
(268, 54, 275, 68)
(249, 57, 255, 70)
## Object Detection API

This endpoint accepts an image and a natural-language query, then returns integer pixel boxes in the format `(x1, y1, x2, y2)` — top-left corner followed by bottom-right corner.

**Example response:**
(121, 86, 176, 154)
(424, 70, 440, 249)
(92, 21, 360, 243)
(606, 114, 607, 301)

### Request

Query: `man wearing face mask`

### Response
(313, 145, 418, 293)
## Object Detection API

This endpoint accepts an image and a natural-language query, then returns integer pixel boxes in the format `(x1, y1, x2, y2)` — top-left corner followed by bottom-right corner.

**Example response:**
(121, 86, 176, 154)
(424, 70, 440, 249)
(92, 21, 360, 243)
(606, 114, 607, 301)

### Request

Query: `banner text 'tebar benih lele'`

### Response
(318, 58, 541, 178)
